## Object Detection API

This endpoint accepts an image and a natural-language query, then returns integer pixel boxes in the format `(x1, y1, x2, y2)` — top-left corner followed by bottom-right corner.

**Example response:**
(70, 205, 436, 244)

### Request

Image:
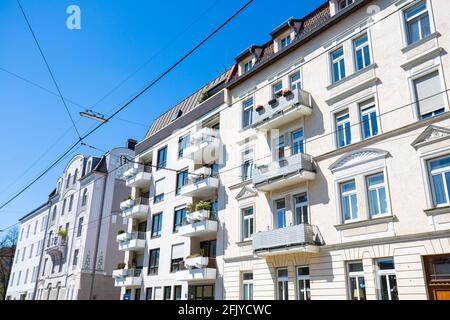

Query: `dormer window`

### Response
(243, 60, 253, 74)
(338, 0, 354, 11)
(280, 35, 292, 49)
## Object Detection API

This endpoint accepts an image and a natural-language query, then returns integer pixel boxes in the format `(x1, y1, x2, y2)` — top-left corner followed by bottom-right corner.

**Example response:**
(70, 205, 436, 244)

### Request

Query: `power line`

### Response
(16, 0, 82, 141)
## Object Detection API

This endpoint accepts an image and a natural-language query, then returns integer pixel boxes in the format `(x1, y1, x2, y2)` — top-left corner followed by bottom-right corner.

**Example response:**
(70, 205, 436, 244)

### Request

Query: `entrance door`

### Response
(423, 255, 450, 300)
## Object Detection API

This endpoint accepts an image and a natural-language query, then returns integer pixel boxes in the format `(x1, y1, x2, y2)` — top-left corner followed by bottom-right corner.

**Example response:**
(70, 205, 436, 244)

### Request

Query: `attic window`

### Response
(171, 110, 183, 121)
(338, 0, 354, 11)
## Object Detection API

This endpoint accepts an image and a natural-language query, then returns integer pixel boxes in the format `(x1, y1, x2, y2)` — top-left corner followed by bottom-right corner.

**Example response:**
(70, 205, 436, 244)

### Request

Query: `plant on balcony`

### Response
(198, 91, 210, 103)
(186, 248, 205, 260)
(123, 195, 133, 201)
(117, 230, 126, 235)
(195, 201, 211, 212)
(282, 88, 293, 97)
(275, 91, 283, 98)
(268, 98, 278, 106)
(117, 262, 126, 270)
(186, 203, 196, 213)
(255, 105, 264, 112)
(58, 228, 68, 239)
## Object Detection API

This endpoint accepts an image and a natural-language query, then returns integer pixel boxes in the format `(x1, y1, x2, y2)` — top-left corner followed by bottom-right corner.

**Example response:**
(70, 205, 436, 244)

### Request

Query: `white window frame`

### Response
(402, 0, 432, 46)
(347, 261, 366, 300)
(353, 33, 371, 72)
(242, 98, 254, 128)
(242, 272, 254, 300)
(427, 155, 450, 207)
(242, 207, 254, 241)
(277, 268, 289, 300)
(291, 128, 304, 155)
(296, 266, 311, 300)
(335, 110, 351, 148)
(280, 34, 292, 49)
(338, 0, 354, 11)
(340, 180, 359, 223)
(331, 47, 346, 83)
(375, 258, 398, 301)
(272, 81, 283, 98)
(274, 198, 286, 229)
(290, 72, 302, 91)
(366, 173, 389, 218)
(293, 193, 309, 225)
(242, 60, 254, 74)
(411, 69, 446, 121)
(359, 100, 379, 140)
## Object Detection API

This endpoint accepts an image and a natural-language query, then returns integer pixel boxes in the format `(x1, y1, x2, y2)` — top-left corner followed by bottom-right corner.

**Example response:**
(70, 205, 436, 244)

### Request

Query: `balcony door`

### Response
(294, 193, 309, 225)
(275, 199, 286, 229)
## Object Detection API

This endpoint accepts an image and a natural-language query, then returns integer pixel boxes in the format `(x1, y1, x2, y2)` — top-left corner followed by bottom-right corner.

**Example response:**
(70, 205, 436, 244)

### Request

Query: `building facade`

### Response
(121, 0, 450, 300)
(5, 204, 49, 300)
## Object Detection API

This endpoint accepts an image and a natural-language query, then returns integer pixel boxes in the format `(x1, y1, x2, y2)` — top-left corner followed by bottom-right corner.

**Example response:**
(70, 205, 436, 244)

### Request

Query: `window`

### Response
(171, 243, 184, 273)
(292, 129, 304, 155)
(341, 180, 358, 222)
(376, 258, 398, 300)
(338, 0, 354, 11)
(26, 225, 30, 238)
(42, 258, 48, 276)
(69, 194, 74, 212)
(148, 248, 160, 275)
(414, 71, 445, 120)
(146, 288, 153, 300)
(62, 199, 66, 216)
(176, 169, 189, 195)
(24, 268, 29, 284)
(66, 174, 71, 188)
(241, 149, 253, 181)
(157, 146, 168, 169)
(151, 213, 162, 238)
(290, 72, 301, 91)
(17, 271, 21, 286)
(73, 249, 79, 266)
(336, 111, 351, 148)
(81, 189, 88, 206)
(171, 258, 184, 273)
(178, 135, 190, 158)
(353, 34, 371, 71)
(77, 217, 83, 237)
(280, 35, 292, 49)
(347, 262, 366, 300)
(294, 193, 309, 225)
(41, 215, 47, 231)
(429, 156, 450, 206)
(154, 179, 165, 204)
(188, 285, 215, 300)
(22, 247, 26, 261)
(9, 273, 15, 288)
(367, 173, 388, 217)
(404, 1, 431, 45)
(34, 220, 38, 235)
(174, 286, 182, 300)
(173, 207, 186, 233)
(164, 287, 172, 300)
(272, 82, 283, 98)
(277, 268, 289, 300)
(242, 207, 254, 241)
(29, 243, 34, 259)
(200, 240, 216, 258)
(73, 169, 78, 184)
(275, 135, 285, 160)
(360, 101, 378, 139)
(275, 199, 286, 229)
(242, 272, 253, 300)
(331, 48, 346, 83)
(243, 60, 253, 73)
(242, 99, 254, 128)
(297, 267, 311, 300)
(52, 207, 57, 221)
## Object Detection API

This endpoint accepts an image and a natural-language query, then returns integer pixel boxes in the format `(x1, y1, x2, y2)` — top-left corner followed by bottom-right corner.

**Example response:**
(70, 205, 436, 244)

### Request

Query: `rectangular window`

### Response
(170, 243, 184, 273)
(331, 48, 346, 83)
(178, 135, 190, 158)
(404, 1, 431, 45)
(77, 217, 83, 237)
(173, 207, 186, 233)
(297, 267, 311, 300)
(280, 35, 292, 49)
(241, 149, 253, 181)
(360, 101, 378, 139)
(292, 129, 304, 155)
(243, 60, 253, 73)
(376, 258, 398, 300)
(429, 156, 450, 206)
(341, 180, 358, 222)
(171, 258, 184, 273)
(148, 248, 160, 275)
(34, 220, 38, 235)
(242, 207, 254, 241)
(275, 135, 285, 160)
(73, 249, 79, 266)
(336, 111, 351, 148)
(347, 262, 366, 300)
(242, 272, 253, 300)
(338, 0, 354, 11)
(151, 213, 163, 238)
(414, 71, 445, 120)
(272, 82, 283, 98)
(157, 146, 168, 169)
(146, 288, 153, 300)
(294, 193, 309, 225)
(200, 239, 217, 258)
(275, 199, 286, 229)
(163, 286, 172, 300)
(176, 169, 189, 195)
(29, 243, 34, 259)
(290, 72, 301, 91)
(62, 199, 66, 216)
(242, 99, 254, 128)
(353, 34, 371, 71)
(277, 268, 289, 300)
(174, 286, 182, 300)
(367, 173, 388, 217)
(69, 194, 74, 212)
(154, 179, 165, 204)
(22, 247, 26, 261)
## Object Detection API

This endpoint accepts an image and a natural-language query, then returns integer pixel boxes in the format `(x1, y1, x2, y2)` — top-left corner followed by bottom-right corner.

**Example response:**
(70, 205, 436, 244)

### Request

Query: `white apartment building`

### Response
(122, 0, 450, 300)
(221, 0, 450, 300)
(6, 204, 50, 300)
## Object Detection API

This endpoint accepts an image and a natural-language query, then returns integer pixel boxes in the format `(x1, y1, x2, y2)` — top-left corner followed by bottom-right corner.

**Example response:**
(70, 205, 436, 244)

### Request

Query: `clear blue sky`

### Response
(0, 0, 324, 233)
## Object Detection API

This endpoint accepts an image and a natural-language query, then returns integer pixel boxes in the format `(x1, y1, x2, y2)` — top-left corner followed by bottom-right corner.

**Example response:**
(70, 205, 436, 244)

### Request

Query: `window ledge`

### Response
(326, 63, 377, 91)
(424, 206, 450, 216)
(236, 240, 252, 247)
(229, 179, 253, 190)
(401, 32, 441, 54)
(334, 215, 397, 231)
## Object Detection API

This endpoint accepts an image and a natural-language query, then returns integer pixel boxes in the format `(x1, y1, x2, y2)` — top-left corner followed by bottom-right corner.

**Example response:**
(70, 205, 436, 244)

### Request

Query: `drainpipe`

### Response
(32, 200, 51, 300)
(88, 169, 108, 300)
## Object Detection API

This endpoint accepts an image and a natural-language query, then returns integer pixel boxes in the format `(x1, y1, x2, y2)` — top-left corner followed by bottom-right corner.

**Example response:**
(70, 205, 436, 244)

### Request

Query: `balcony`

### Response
(252, 224, 324, 257)
(178, 210, 218, 238)
(45, 236, 67, 259)
(184, 128, 220, 164)
(113, 269, 142, 287)
(122, 197, 149, 220)
(253, 153, 316, 192)
(124, 165, 152, 188)
(180, 168, 219, 198)
(117, 232, 146, 252)
(253, 88, 312, 130)
(175, 257, 217, 283)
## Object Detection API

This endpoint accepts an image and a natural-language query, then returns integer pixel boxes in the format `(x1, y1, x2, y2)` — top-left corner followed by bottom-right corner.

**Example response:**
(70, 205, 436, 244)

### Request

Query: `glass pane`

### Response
(351, 194, 358, 219)
(358, 277, 366, 300)
(343, 196, 351, 221)
(341, 180, 355, 193)
(349, 277, 358, 300)
(370, 111, 378, 135)
(369, 190, 380, 216)
(333, 63, 340, 82)
(298, 267, 309, 276)
(388, 275, 399, 300)
(430, 157, 450, 171)
(362, 114, 371, 139)
(340, 59, 346, 79)
(432, 174, 446, 205)
(277, 209, 286, 229)
(349, 262, 364, 272)
(337, 125, 345, 147)
(364, 45, 371, 67)
(379, 188, 388, 214)
(368, 174, 384, 186)
(345, 122, 351, 145)
(356, 50, 364, 70)
(421, 14, 431, 38)
(379, 275, 389, 300)
(405, 2, 427, 20)
(298, 281, 306, 300)
(408, 20, 420, 44)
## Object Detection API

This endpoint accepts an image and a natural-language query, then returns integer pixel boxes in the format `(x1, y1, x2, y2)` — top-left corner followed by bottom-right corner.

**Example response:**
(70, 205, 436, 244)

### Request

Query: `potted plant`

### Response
(268, 98, 278, 106)
(186, 203, 196, 213)
(117, 230, 126, 235)
(275, 91, 283, 98)
(58, 228, 68, 240)
(117, 262, 126, 270)
(255, 105, 264, 112)
(198, 91, 210, 103)
(195, 201, 212, 212)
(282, 88, 293, 97)
(120, 195, 134, 210)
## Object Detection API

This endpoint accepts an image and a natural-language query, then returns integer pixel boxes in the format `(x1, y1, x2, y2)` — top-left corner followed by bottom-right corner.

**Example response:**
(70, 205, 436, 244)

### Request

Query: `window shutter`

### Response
(171, 244, 184, 260)
(415, 71, 444, 116)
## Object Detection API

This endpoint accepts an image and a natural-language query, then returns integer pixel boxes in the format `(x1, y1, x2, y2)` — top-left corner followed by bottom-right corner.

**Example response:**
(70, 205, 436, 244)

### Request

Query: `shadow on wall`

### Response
(306, 96, 325, 142)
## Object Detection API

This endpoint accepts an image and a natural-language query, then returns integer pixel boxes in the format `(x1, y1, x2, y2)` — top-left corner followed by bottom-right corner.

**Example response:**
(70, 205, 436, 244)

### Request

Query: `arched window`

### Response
(73, 169, 78, 185)
(46, 284, 52, 300)
(56, 282, 61, 300)
(82, 189, 88, 206)
(66, 174, 71, 188)
(52, 206, 57, 221)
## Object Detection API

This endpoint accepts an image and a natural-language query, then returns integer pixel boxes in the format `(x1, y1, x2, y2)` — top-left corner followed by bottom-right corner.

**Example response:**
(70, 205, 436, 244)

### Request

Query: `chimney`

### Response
(126, 139, 138, 151)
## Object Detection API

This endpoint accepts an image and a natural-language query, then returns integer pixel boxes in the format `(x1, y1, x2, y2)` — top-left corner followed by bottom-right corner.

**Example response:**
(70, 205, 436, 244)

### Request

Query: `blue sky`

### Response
(0, 0, 324, 233)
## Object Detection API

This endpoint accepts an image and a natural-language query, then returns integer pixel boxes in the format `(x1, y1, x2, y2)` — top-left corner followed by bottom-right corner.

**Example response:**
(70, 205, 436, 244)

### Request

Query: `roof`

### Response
(144, 70, 232, 139)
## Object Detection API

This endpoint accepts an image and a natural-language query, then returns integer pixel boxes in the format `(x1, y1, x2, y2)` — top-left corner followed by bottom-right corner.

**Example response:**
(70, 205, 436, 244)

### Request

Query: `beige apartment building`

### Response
(120, 0, 450, 300)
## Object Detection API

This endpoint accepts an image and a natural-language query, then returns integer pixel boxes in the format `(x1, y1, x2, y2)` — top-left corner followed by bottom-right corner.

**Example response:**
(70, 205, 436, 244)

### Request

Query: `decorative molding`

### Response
(329, 148, 389, 172)
(236, 186, 258, 201)
(334, 215, 397, 231)
(411, 125, 450, 149)
(401, 32, 440, 54)
(424, 205, 450, 217)
(401, 47, 444, 70)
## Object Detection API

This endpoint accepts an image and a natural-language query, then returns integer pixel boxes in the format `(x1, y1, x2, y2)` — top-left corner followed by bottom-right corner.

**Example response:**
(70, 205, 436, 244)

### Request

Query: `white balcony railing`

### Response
(113, 268, 142, 287)
(178, 211, 218, 238)
(116, 232, 146, 252)
(124, 165, 152, 188)
(184, 128, 220, 164)
(175, 257, 217, 282)
(122, 197, 150, 220)
(45, 236, 67, 258)
(180, 168, 219, 198)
